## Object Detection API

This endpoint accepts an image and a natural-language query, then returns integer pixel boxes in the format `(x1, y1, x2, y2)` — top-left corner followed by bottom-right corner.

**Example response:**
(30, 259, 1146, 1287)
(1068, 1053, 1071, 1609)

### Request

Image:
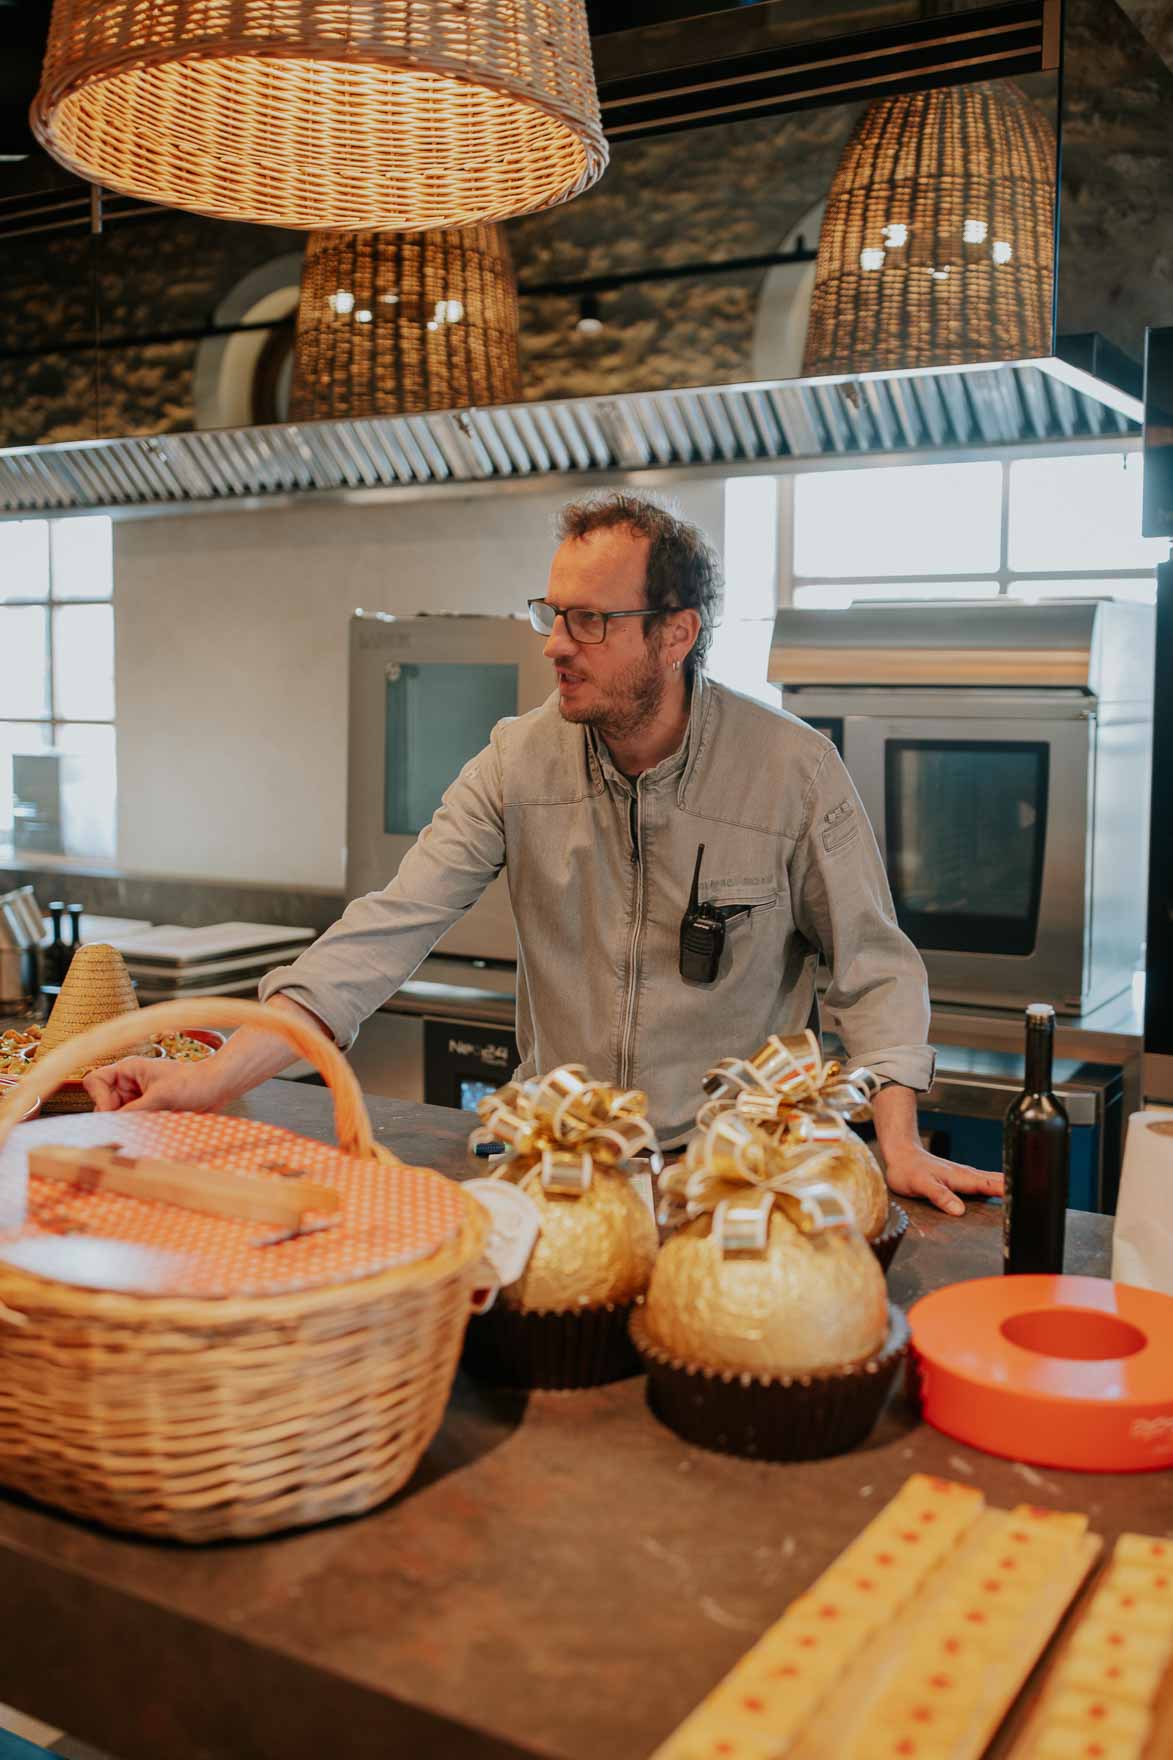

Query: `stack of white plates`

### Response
(105, 922, 316, 1003)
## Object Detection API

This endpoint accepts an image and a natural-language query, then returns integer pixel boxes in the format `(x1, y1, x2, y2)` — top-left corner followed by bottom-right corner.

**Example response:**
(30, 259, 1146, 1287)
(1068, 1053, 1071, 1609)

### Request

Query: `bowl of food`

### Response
(0, 1073, 41, 1122)
(0, 1024, 41, 1077)
(154, 1030, 224, 1062)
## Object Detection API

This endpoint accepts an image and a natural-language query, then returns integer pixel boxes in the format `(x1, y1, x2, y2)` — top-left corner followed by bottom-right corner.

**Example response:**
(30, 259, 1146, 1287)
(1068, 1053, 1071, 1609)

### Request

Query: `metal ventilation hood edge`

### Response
(0, 354, 1141, 522)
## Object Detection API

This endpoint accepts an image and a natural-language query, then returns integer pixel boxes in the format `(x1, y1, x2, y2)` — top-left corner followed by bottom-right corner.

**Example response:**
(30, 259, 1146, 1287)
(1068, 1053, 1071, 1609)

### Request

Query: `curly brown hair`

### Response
(555, 491, 722, 682)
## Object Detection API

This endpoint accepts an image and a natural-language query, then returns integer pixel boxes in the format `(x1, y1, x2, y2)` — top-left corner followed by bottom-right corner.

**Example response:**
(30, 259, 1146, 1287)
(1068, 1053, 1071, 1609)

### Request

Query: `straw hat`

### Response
(37, 944, 154, 1113)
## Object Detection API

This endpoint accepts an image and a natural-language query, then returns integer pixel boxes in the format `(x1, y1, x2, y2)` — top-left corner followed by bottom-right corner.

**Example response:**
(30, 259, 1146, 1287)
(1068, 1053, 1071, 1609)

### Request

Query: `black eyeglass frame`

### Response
(527, 598, 661, 644)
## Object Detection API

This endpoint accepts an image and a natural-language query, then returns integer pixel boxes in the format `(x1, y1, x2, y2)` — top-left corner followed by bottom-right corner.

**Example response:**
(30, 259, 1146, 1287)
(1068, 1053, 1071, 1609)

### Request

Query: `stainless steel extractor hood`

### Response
(0, 356, 1140, 520)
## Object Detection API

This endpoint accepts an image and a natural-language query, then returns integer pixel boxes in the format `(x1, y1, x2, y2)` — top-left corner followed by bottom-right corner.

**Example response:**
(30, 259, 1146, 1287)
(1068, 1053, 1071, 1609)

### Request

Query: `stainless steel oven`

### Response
(347, 611, 551, 962)
(772, 601, 1154, 1015)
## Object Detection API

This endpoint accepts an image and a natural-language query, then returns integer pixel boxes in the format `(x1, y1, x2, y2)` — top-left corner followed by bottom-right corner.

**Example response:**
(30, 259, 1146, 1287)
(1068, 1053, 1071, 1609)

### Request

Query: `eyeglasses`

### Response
(527, 598, 654, 644)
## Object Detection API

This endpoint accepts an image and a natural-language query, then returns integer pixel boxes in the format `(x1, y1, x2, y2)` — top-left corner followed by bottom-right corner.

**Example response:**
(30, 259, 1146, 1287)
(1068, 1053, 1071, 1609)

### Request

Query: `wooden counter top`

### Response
(0, 1083, 1157, 1760)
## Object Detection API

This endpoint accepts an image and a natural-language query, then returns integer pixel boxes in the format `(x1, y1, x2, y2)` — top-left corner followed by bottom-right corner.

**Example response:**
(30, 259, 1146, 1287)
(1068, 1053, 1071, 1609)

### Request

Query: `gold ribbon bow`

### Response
(469, 1064, 663, 1196)
(658, 1110, 855, 1255)
(699, 1029, 880, 1138)
(658, 1033, 879, 1256)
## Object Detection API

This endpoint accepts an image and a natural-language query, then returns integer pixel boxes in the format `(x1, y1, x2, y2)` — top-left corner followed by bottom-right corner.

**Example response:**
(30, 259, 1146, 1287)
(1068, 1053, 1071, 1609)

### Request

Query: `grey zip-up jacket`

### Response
(260, 677, 935, 1142)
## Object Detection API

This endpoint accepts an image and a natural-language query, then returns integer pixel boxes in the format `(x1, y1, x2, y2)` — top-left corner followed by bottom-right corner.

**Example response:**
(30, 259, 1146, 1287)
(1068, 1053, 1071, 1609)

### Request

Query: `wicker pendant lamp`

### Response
(290, 224, 522, 420)
(31, 0, 608, 231)
(802, 81, 1056, 378)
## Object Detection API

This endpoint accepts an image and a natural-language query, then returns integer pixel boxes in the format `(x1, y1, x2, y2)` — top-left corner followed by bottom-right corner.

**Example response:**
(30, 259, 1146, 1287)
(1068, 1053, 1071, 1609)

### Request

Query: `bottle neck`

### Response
(1024, 1019, 1054, 1095)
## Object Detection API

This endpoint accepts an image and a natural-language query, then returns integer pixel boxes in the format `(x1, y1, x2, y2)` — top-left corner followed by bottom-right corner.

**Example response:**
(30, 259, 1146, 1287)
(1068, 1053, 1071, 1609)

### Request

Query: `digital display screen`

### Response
(459, 1078, 499, 1112)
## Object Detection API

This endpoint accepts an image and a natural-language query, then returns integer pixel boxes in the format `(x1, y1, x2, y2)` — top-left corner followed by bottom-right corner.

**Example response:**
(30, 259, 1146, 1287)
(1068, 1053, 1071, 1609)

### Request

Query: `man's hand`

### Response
(882, 1143, 1003, 1218)
(870, 1081, 1002, 1217)
(83, 1057, 224, 1114)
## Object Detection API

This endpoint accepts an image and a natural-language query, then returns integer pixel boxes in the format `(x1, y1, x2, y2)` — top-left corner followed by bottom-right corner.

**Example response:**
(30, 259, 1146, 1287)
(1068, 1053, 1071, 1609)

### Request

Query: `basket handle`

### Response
(0, 998, 388, 1163)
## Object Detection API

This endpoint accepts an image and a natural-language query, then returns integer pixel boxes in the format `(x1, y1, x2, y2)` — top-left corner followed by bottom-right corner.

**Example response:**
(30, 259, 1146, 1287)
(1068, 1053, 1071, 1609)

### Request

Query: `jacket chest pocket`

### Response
(706, 889, 778, 925)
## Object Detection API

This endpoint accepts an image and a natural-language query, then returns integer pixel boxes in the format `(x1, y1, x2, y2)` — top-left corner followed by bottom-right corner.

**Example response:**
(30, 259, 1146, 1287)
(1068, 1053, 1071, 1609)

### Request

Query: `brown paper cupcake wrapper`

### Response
(871, 1200, 909, 1273)
(630, 1302, 910, 1461)
(461, 1297, 644, 1390)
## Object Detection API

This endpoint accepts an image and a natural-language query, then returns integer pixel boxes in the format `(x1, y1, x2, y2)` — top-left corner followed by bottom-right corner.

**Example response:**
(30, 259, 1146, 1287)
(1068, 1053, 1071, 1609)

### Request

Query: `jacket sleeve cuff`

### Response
(257, 968, 358, 1053)
(846, 1042, 937, 1093)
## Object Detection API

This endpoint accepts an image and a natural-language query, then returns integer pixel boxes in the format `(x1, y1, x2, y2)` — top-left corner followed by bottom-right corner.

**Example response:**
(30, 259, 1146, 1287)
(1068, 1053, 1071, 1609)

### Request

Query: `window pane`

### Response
(57, 723, 117, 862)
(51, 515, 114, 600)
(1008, 454, 1168, 573)
(0, 520, 50, 602)
(793, 581, 1000, 609)
(53, 603, 114, 720)
(794, 462, 1002, 577)
(0, 723, 50, 843)
(1007, 575, 1157, 604)
(0, 606, 49, 717)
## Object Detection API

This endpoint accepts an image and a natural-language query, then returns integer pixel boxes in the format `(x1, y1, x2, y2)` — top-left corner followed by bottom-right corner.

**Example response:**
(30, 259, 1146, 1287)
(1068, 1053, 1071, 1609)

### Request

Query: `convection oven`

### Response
(772, 601, 1154, 1015)
(346, 611, 551, 962)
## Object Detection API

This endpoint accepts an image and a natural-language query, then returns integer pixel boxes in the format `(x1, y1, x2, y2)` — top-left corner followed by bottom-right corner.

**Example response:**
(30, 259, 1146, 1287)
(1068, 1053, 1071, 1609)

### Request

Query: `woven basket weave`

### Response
(291, 225, 522, 421)
(802, 80, 1056, 377)
(0, 998, 487, 1543)
(32, 0, 608, 230)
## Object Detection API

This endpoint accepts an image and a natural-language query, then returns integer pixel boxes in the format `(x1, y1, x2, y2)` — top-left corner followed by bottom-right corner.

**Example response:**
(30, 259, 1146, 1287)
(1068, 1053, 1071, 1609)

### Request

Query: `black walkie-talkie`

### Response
(679, 843, 726, 985)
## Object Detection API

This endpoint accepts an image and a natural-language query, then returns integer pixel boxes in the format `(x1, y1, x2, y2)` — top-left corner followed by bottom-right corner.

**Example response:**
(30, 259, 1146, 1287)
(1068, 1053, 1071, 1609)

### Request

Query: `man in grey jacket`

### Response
(88, 493, 1001, 1216)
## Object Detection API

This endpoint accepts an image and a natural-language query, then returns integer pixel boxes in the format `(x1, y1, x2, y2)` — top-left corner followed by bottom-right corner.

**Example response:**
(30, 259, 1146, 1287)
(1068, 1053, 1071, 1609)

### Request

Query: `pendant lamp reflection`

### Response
(289, 225, 523, 421)
(31, 0, 608, 231)
(802, 81, 1056, 378)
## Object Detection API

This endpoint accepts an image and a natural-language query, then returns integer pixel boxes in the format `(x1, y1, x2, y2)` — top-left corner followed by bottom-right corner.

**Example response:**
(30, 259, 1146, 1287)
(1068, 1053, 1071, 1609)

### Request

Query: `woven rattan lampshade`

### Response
(31, 0, 608, 230)
(802, 82, 1056, 378)
(290, 224, 522, 420)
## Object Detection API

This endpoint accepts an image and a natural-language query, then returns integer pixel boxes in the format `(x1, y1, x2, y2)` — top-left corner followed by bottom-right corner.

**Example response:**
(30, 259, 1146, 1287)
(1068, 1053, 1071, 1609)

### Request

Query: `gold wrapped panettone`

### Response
(630, 1091, 909, 1460)
(499, 1165, 656, 1314)
(644, 1199, 888, 1376)
(462, 1065, 662, 1389)
(698, 1032, 904, 1260)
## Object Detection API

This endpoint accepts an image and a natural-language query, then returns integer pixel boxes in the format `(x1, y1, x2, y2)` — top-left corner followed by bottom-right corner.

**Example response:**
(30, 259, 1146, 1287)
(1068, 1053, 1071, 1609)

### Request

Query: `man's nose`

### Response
(543, 613, 578, 662)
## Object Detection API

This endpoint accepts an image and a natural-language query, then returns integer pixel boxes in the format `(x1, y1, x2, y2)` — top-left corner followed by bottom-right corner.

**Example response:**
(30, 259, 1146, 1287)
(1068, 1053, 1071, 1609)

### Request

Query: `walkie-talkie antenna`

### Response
(688, 843, 705, 913)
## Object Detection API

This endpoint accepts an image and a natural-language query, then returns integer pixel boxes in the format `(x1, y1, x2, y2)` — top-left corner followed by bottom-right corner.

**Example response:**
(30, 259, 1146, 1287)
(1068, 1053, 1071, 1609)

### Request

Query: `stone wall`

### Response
(1057, 0, 1173, 358)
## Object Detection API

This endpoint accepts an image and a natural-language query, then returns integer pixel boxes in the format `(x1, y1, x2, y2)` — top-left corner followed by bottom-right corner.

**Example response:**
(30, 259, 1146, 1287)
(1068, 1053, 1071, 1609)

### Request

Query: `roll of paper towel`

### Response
(1113, 1111, 1173, 1294)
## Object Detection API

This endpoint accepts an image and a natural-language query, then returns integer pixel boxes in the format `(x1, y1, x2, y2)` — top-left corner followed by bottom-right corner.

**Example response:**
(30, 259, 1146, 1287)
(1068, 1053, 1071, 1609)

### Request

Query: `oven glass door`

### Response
(885, 738, 1050, 956)
(838, 704, 1090, 1010)
(385, 662, 517, 835)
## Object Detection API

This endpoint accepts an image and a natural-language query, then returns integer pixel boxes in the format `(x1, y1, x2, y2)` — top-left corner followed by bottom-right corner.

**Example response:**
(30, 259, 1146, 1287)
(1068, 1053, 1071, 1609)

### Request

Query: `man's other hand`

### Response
(882, 1145, 1003, 1218)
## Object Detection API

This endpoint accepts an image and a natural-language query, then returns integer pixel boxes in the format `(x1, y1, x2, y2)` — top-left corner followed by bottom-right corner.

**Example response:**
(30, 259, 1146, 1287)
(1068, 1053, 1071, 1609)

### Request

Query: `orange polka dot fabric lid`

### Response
(0, 1112, 468, 1299)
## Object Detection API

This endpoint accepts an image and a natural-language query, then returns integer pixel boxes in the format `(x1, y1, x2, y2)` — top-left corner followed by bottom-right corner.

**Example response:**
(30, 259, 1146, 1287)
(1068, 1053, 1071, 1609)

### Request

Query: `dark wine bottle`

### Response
(47, 900, 66, 988)
(1003, 1003, 1069, 1275)
(65, 903, 84, 970)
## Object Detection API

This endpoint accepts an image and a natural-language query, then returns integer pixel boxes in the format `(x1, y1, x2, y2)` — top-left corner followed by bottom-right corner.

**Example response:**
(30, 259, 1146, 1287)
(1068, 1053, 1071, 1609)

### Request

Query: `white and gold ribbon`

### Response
(659, 1033, 880, 1255)
(699, 1029, 880, 1132)
(469, 1064, 663, 1195)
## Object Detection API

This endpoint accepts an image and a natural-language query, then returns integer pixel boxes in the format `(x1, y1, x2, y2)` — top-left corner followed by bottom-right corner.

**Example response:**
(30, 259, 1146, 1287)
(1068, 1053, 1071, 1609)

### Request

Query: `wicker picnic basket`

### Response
(0, 998, 488, 1543)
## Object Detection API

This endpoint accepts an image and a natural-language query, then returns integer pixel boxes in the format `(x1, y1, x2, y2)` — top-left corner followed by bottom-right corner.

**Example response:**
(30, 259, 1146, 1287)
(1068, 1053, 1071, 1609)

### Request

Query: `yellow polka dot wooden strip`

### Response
(826, 1512, 1101, 1760)
(650, 1478, 988, 1760)
(1004, 1529, 1173, 1760)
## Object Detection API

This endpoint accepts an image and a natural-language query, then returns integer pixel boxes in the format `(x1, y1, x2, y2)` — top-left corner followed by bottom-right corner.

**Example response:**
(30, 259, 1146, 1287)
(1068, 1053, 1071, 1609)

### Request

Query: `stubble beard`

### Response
(557, 642, 668, 742)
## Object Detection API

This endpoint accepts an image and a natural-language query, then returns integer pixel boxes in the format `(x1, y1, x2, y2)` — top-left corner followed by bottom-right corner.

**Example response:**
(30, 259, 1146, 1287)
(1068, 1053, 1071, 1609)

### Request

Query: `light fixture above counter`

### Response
(30, 0, 608, 230)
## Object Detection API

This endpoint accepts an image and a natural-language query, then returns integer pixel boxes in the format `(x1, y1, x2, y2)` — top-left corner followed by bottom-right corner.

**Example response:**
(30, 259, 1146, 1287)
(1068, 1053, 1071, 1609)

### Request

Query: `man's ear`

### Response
(667, 609, 702, 666)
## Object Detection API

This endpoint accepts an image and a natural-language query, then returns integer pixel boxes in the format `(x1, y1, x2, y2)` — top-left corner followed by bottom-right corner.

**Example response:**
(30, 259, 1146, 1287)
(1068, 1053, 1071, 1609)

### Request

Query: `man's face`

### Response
(541, 527, 668, 738)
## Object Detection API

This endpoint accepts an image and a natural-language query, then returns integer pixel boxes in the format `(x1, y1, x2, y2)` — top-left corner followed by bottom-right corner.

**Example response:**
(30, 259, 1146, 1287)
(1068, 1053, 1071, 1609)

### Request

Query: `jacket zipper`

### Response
(618, 783, 645, 1087)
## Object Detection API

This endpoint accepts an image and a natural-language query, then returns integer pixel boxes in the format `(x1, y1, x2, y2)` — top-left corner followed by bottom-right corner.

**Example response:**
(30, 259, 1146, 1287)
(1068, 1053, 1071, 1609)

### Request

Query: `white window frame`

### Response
(0, 517, 116, 851)
(785, 448, 1159, 605)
